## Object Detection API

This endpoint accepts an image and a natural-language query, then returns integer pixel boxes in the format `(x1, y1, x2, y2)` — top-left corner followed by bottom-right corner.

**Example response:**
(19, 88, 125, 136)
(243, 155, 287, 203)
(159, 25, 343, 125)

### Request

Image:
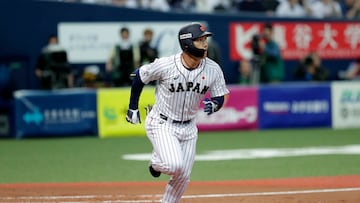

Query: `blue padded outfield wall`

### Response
(14, 89, 97, 138)
(258, 83, 332, 129)
(12, 82, 360, 138)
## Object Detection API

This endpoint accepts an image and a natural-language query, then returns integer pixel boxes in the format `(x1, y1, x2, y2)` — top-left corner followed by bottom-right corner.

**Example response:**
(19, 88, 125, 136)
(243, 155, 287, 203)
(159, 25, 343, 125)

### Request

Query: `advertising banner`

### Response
(332, 81, 360, 129)
(258, 83, 332, 129)
(14, 89, 97, 138)
(196, 85, 258, 131)
(58, 22, 190, 63)
(97, 87, 155, 138)
(230, 22, 360, 60)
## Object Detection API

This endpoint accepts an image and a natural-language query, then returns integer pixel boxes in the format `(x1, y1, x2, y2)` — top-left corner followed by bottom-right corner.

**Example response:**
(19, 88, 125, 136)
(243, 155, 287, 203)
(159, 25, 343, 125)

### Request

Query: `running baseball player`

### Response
(126, 22, 230, 203)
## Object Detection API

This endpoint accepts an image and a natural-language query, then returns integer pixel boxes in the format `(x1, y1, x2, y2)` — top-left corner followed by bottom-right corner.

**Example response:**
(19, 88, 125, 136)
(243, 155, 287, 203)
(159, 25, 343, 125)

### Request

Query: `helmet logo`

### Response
(200, 24, 206, 32)
(180, 33, 192, 39)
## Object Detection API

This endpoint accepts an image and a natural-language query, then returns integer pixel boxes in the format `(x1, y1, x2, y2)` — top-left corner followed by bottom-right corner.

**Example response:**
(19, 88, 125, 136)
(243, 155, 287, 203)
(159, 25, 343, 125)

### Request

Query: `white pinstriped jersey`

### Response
(139, 52, 229, 121)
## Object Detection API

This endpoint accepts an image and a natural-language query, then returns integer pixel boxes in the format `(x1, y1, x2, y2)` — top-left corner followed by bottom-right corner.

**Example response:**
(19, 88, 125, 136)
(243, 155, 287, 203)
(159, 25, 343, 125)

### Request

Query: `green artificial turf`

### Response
(0, 128, 359, 183)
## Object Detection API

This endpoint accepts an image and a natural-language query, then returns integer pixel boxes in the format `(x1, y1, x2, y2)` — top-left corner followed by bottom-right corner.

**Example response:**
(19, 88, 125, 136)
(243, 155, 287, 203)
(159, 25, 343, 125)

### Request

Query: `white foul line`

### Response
(123, 144, 360, 161)
(1, 187, 360, 203)
(182, 187, 360, 199)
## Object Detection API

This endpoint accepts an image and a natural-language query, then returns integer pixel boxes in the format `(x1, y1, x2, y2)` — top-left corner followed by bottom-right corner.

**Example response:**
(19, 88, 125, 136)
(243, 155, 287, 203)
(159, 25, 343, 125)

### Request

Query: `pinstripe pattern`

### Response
(145, 114, 197, 203)
(140, 53, 229, 122)
(140, 52, 229, 203)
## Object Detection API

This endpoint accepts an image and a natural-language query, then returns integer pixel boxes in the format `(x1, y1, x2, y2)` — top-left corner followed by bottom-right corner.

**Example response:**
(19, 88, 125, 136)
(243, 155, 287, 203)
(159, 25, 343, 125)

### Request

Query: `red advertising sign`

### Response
(230, 22, 360, 60)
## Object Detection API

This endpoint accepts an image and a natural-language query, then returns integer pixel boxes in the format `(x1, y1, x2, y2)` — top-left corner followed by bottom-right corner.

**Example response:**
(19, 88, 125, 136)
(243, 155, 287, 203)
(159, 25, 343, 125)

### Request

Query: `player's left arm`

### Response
(203, 93, 229, 115)
(203, 68, 230, 115)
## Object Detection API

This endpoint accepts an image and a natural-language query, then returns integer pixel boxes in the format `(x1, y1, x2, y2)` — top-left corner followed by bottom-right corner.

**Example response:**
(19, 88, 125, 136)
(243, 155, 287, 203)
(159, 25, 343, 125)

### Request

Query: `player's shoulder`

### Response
(152, 54, 177, 67)
(154, 55, 176, 63)
(204, 57, 222, 71)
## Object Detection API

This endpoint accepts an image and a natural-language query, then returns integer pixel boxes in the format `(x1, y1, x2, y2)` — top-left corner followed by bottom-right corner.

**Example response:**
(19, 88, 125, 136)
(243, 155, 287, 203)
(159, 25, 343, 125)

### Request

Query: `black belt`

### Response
(160, 114, 191, 124)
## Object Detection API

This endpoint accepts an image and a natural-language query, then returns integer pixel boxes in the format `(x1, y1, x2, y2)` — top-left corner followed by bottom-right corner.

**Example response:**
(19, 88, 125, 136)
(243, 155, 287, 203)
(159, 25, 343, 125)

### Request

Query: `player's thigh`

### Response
(180, 138, 198, 176)
(147, 124, 183, 165)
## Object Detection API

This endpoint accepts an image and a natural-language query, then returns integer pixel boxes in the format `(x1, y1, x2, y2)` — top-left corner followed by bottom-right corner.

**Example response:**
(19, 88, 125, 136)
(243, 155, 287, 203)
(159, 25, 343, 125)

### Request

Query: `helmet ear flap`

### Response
(180, 38, 192, 51)
(184, 39, 192, 49)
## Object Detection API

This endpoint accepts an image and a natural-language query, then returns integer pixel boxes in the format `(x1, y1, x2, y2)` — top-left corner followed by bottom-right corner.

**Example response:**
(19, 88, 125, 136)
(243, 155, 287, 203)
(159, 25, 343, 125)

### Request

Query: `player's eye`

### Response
(194, 37, 207, 43)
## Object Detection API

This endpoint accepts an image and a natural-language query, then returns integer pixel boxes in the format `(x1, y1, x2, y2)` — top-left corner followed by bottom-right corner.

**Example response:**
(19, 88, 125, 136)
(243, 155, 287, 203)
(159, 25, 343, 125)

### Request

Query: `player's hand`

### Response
(203, 98, 218, 115)
(145, 104, 153, 115)
(126, 109, 141, 124)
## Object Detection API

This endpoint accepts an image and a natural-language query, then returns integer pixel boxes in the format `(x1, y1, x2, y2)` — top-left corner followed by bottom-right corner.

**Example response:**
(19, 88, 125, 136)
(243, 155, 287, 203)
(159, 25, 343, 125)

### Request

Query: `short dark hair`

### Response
(120, 27, 129, 34)
(263, 22, 273, 30)
(304, 56, 314, 66)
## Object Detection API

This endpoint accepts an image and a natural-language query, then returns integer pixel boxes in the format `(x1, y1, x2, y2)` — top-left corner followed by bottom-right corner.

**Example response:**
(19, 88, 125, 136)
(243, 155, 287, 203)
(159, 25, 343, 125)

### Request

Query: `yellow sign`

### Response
(97, 87, 155, 138)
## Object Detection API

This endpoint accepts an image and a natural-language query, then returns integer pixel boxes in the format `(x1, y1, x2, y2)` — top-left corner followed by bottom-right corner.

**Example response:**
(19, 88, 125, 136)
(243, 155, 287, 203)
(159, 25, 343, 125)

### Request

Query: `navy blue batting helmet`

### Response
(178, 22, 213, 57)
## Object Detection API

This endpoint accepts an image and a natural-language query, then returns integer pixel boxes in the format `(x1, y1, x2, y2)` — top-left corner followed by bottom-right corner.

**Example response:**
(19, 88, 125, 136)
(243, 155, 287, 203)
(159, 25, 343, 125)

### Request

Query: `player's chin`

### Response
(203, 50, 208, 58)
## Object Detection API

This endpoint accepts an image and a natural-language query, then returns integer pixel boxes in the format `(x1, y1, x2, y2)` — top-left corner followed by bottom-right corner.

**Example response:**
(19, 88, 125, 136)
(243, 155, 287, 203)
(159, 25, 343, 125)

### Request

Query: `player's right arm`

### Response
(126, 58, 164, 124)
(126, 68, 145, 124)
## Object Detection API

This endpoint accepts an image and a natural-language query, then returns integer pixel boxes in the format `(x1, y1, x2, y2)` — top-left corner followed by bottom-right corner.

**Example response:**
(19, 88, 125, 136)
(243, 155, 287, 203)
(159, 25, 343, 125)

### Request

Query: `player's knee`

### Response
(167, 162, 184, 176)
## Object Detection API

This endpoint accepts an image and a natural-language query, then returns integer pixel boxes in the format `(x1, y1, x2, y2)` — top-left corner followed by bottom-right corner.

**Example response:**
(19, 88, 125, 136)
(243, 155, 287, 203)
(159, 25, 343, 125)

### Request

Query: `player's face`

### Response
(193, 36, 208, 57)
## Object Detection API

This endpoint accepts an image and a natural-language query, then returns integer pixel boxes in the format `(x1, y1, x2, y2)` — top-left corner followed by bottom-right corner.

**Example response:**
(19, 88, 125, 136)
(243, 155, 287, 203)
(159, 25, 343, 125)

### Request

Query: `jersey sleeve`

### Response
(210, 68, 230, 98)
(138, 58, 163, 84)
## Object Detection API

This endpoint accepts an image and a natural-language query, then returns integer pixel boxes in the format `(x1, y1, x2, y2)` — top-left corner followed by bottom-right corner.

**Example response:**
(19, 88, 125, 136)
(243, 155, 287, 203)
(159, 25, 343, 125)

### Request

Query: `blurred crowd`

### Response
(236, 21, 360, 86)
(28, 0, 360, 90)
(34, 26, 161, 89)
(54, 0, 360, 19)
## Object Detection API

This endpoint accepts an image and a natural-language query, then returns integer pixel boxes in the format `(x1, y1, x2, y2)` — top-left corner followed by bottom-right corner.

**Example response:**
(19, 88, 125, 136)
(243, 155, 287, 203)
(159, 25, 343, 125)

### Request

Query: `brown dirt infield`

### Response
(0, 175, 360, 202)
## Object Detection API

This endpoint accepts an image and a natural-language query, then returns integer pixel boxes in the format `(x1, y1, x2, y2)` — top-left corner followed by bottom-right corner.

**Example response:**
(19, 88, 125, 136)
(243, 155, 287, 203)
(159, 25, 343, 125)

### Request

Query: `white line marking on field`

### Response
(182, 187, 360, 198)
(122, 144, 360, 161)
(1, 187, 360, 202)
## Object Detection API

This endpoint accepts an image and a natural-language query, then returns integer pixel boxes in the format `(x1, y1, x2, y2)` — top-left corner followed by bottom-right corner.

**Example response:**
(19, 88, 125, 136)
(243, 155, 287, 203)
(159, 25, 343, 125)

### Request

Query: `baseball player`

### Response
(126, 22, 229, 203)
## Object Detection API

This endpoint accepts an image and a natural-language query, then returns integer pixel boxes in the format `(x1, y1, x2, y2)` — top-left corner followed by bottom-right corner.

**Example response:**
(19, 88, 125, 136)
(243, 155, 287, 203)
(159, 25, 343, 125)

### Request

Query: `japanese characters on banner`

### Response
(196, 85, 258, 131)
(331, 82, 360, 129)
(258, 83, 332, 129)
(14, 89, 98, 139)
(230, 22, 360, 60)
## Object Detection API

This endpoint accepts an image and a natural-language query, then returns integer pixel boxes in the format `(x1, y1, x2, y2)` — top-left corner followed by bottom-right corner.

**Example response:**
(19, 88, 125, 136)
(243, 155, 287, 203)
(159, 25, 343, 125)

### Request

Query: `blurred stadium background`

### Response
(0, 0, 359, 183)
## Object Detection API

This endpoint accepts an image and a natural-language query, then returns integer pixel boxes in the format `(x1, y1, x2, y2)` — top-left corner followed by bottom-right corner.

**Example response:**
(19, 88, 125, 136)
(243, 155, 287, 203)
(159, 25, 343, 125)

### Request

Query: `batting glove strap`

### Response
(126, 109, 141, 124)
(203, 98, 219, 115)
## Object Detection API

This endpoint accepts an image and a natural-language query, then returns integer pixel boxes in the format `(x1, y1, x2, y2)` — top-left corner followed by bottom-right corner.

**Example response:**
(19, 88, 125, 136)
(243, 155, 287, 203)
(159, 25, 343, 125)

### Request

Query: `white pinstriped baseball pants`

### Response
(145, 112, 198, 203)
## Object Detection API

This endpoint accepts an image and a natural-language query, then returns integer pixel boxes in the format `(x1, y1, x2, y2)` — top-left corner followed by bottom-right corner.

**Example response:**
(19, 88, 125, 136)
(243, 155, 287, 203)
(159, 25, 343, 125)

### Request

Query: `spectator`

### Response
(106, 27, 139, 87)
(140, 0, 170, 12)
(213, 0, 232, 12)
(294, 51, 329, 81)
(340, 0, 360, 19)
(79, 65, 105, 88)
(275, 0, 308, 18)
(35, 35, 74, 90)
(235, 0, 265, 13)
(338, 57, 360, 80)
(139, 28, 158, 66)
(257, 23, 285, 83)
(237, 59, 253, 85)
(309, 0, 342, 18)
(194, 0, 215, 13)
(194, 0, 232, 13)
(111, 0, 139, 8)
(261, 0, 280, 16)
